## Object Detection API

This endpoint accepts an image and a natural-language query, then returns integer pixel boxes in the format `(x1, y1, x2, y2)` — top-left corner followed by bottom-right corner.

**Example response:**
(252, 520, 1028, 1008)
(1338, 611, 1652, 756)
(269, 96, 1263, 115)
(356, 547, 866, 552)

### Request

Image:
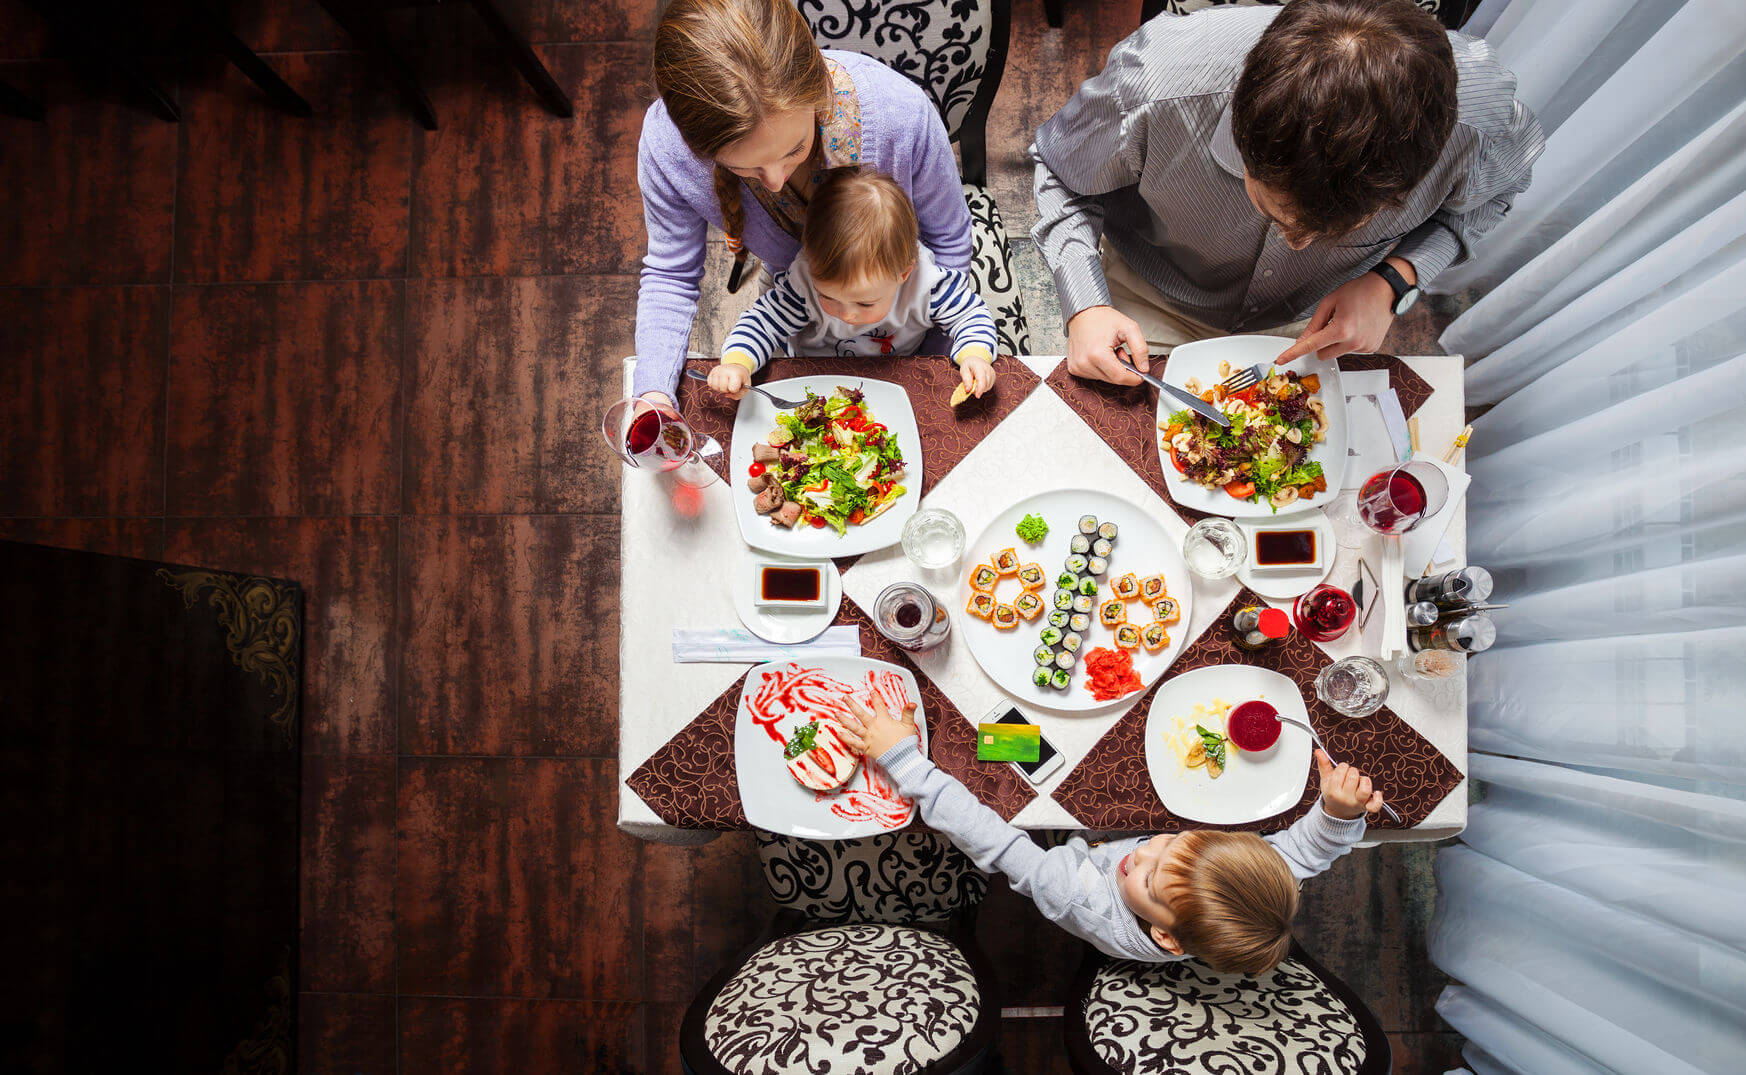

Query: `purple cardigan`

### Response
(633, 50, 974, 399)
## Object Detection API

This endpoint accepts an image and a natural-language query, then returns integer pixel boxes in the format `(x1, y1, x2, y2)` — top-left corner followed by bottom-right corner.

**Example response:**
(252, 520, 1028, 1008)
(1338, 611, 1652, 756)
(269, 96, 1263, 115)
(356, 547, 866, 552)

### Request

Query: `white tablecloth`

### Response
(618, 356, 1468, 844)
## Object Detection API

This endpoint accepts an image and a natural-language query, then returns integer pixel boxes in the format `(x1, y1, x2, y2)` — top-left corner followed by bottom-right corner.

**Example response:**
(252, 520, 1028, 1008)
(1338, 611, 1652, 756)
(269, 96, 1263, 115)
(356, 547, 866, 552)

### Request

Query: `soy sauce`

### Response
(894, 603, 922, 628)
(760, 566, 821, 603)
(1255, 529, 1316, 566)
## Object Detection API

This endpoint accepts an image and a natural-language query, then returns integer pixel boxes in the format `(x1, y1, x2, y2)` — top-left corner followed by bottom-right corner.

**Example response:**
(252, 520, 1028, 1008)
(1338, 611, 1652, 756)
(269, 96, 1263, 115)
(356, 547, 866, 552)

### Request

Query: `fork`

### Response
(684, 367, 807, 409)
(1272, 713, 1406, 825)
(1220, 361, 1274, 395)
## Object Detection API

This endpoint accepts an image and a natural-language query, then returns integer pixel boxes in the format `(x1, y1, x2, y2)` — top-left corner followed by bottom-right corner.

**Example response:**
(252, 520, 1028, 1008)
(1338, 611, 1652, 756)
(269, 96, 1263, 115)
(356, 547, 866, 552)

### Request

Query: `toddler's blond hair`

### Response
(1155, 830, 1299, 974)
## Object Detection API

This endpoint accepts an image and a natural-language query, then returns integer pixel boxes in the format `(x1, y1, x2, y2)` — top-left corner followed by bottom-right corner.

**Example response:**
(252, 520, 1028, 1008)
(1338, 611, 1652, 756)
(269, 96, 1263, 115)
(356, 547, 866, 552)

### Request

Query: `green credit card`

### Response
(976, 722, 1041, 763)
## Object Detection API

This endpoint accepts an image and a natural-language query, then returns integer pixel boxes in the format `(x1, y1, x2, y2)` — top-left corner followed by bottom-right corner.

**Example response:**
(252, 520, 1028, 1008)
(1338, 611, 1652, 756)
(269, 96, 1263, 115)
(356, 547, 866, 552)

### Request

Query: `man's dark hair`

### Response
(1232, 0, 1458, 240)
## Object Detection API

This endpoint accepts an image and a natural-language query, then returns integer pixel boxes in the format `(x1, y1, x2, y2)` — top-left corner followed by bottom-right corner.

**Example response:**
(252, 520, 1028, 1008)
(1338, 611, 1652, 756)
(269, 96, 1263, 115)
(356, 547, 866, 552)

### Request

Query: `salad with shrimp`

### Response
(1161, 369, 1330, 511)
(748, 386, 907, 534)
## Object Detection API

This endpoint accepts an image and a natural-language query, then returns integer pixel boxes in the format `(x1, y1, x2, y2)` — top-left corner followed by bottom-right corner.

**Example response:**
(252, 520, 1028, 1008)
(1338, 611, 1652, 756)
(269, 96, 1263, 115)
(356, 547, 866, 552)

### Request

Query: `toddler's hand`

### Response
(709, 363, 751, 399)
(845, 695, 920, 759)
(1315, 749, 1383, 820)
(960, 357, 997, 399)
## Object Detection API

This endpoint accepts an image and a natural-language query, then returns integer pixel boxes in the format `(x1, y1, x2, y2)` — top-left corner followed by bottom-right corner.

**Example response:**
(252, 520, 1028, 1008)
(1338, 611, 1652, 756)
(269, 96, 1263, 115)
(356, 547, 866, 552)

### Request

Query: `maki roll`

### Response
(1051, 668, 1072, 690)
(1092, 537, 1113, 559)
(1032, 666, 1053, 688)
(1070, 534, 1092, 555)
(994, 548, 1021, 575)
(1086, 555, 1108, 576)
(1039, 626, 1064, 647)
(1077, 576, 1100, 597)
(1078, 515, 1099, 535)
(1151, 596, 1181, 625)
(992, 603, 1020, 630)
(1141, 622, 1170, 652)
(1061, 631, 1083, 653)
(1098, 521, 1119, 541)
(1115, 623, 1142, 649)
(1069, 613, 1092, 633)
(1053, 588, 1075, 611)
(1056, 571, 1079, 590)
(1054, 650, 1076, 670)
(1099, 599, 1128, 627)
(965, 592, 995, 620)
(1064, 554, 1089, 575)
(1072, 594, 1095, 614)
(1015, 592, 1045, 620)
(1112, 573, 1142, 600)
(1018, 563, 1046, 591)
(969, 564, 999, 593)
(1048, 610, 1070, 629)
(1139, 575, 1168, 603)
(1034, 644, 1057, 666)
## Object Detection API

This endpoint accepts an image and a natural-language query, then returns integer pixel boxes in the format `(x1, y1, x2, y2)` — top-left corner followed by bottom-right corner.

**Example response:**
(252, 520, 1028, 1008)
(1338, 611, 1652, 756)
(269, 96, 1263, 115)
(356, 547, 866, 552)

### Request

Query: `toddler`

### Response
(839, 695, 1384, 973)
(708, 167, 999, 401)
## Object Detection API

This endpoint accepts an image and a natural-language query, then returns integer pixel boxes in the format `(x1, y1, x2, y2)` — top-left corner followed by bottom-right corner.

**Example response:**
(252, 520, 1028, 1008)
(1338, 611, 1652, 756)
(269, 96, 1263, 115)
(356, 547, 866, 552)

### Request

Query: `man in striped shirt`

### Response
(1032, 0, 1544, 385)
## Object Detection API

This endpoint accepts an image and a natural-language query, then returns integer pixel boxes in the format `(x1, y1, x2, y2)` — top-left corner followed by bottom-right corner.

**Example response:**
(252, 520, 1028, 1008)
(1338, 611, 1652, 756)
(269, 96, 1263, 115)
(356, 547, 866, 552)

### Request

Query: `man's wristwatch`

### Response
(1371, 262, 1422, 315)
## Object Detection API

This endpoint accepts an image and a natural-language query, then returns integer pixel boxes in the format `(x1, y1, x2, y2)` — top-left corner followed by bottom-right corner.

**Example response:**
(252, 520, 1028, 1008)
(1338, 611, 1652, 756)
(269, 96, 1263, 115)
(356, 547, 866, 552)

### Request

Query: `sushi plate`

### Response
(957, 488, 1193, 713)
(733, 656, 929, 840)
(1144, 665, 1314, 825)
(1156, 336, 1347, 519)
(730, 376, 924, 558)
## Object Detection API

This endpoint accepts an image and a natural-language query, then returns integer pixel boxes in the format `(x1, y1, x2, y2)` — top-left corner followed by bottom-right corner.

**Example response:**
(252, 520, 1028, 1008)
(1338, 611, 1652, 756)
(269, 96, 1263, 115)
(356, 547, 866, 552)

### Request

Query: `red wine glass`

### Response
(1293, 583, 1357, 643)
(602, 396, 721, 490)
(1356, 460, 1448, 535)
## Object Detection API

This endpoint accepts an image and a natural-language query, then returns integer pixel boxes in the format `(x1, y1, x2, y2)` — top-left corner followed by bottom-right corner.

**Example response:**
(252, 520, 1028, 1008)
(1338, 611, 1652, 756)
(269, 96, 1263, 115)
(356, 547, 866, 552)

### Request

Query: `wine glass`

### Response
(1355, 460, 1448, 535)
(602, 396, 722, 490)
(1293, 583, 1357, 643)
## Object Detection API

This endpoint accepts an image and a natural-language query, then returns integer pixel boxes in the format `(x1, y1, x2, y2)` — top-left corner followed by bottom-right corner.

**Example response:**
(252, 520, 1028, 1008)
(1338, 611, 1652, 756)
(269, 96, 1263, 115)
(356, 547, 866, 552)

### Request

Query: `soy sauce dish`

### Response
(1246, 523, 1326, 577)
(751, 560, 829, 613)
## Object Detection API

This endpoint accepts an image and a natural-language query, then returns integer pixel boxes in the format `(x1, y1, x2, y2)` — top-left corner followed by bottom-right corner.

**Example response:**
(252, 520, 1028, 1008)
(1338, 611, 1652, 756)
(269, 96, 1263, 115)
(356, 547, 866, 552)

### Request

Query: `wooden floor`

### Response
(0, 0, 1464, 1070)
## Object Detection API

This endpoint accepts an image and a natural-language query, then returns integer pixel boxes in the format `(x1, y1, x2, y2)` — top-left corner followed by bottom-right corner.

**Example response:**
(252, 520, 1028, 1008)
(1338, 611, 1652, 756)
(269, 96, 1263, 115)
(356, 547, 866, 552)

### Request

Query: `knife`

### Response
(1114, 343, 1231, 428)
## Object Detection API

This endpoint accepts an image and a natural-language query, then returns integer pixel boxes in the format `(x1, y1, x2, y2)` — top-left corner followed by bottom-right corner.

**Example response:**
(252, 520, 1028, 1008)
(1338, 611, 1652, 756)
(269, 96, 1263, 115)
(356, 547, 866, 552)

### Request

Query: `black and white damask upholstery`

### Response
(757, 830, 988, 924)
(962, 183, 1030, 355)
(1065, 944, 1391, 1075)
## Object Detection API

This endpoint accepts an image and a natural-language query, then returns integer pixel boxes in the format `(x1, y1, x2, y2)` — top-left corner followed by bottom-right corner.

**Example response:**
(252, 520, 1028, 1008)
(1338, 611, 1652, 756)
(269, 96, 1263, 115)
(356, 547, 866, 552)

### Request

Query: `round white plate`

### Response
(1235, 511, 1336, 600)
(729, 376, 924, 558)
(1144, 665, 1314, 825)
(732, 555, 843, 644)
(1156, 337, 1347, 519)
(958, 488, 1193, 713)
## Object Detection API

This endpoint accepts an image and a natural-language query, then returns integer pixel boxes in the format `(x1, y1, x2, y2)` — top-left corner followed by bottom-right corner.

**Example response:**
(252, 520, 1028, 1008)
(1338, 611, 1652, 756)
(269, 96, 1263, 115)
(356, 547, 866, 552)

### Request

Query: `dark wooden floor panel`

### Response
(298, 992, 398, 1075)
(399, 997, 643, 1074)
(301, 755, 399, 995)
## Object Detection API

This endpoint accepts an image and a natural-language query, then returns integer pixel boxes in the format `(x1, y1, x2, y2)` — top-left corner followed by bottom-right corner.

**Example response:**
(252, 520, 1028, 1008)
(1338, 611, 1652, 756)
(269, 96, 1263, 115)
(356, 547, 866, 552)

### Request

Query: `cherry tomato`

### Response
(1224, 480, 1256, 500)
(747, 461, 766, 477)
(809, 515, 827, 529)
(849, 509, 866, 525)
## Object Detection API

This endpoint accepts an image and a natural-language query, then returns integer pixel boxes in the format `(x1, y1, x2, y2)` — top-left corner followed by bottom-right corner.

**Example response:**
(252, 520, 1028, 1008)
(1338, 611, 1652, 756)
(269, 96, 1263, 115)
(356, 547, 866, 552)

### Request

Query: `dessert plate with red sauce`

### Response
(733, 656, 929, 839)
(1143, 664, 1313, 825)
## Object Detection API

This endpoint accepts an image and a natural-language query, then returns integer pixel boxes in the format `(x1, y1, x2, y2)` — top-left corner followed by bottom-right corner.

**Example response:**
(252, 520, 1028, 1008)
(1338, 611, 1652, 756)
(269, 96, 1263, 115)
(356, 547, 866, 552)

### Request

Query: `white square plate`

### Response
(733, 656, 929, 839)
(730, 376, 924, 557)
(1157, 337, 1346, 518)
(1144, 664, 1314, 825)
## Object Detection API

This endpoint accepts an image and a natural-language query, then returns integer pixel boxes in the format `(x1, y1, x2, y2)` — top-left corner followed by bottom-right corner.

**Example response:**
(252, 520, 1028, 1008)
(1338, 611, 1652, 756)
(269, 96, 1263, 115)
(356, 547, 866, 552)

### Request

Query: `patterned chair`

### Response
(1063, 942, 1392, 1075)
(796, 0, 1032, 355)
(680, 831, 999, 1075)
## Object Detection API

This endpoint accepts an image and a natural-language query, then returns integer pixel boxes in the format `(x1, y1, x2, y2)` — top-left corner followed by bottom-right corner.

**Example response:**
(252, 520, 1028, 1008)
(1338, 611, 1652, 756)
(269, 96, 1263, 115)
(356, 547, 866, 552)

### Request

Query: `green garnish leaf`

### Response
(783, 722, 819, 759)
(1168, 409, 1194, 428)
(1016, 513, 1050, 544)
(1195, 724, 1228, 769)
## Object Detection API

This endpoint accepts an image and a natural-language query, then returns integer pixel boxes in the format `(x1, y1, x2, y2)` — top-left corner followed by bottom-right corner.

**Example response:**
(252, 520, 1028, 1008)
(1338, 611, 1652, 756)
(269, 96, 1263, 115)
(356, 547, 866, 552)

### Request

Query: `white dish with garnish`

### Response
(1144, 664, 1314, 825)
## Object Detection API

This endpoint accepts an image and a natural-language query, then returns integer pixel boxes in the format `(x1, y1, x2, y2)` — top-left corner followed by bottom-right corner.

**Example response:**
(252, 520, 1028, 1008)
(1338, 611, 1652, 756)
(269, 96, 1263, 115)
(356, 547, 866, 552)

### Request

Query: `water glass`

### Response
(1315, 656, 1390, 718)
(901, 508, 966, 570)
(1182, 517, 1246, 579)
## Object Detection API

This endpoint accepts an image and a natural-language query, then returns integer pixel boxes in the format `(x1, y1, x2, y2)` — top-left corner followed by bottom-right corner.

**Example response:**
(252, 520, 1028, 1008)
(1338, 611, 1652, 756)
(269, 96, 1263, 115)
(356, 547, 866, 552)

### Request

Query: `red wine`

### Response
(760, 566, 821, 603)
(1255, 529, 1317, 566)
(1227, 700, 1281, 752)
(624, 409, 661, 455)
(1293, 585, 1356, 642)
(894, 602, 922, 628)
(1359, 470, 1428, 533)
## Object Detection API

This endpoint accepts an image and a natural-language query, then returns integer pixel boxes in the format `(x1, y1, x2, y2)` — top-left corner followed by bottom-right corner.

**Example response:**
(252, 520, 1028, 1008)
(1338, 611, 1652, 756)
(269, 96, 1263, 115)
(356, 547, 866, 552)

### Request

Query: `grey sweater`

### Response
(879, 737, 1367, 962)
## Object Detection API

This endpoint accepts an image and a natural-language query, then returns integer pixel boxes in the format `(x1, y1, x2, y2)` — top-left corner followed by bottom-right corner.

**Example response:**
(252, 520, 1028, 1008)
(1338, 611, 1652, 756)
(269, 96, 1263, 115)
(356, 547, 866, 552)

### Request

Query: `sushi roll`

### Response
(1073, 594, 1095, 614)
(1032, 666, 1053, 688)
(1053, 588, 1075, 611)
(1077, 576, 1100, 597)
(1115, 623, 1142, 650)
(1055, 650, 1076, 670)
(1034, 644, 1058, 666)
(1062, 631, 1083, 653)
(1098, 521, 1119, 541)
(1018, 563, 1046, 591)
(1141, 622, 1170, 652)
(1139, 575, 1168, 603)
(1100, 599, 1128, 627)
(965, 592, 995, 620)
(994, 548, 1021, 575)
(1048, 610, 1070, 629)
(1015, 592, 1045, 620)
(1069, 612, 1092, 633)
(1086, 555, 1108, 576)
(1092, 537, 1113, 559)
(992, 603, 1019, 630)
(1064, 554, 1089, 575)
(1078, 515, 1099, 535)
(969, 564, 999, 593)
(1039, 626, 1064, 647)
(1056, 571, 1079, 590)
(1151, 596, 1181, 625)
(1051, 668, 1072, 690)
(1069, 534, 1092, 555)
(1112, 573, 1141, 600)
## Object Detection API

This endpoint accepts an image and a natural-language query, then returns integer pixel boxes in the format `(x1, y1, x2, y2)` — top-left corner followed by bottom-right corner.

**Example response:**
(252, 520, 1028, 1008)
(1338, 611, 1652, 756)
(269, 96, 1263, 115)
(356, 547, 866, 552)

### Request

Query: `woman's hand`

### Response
(640, 390, 677, 410)
(844, 695, 920, 759)
(1066, 305, 1149, 385)
(1315, 749, 1384, 820)
(959, 356, 997, 398)
(708, 364, 751, 399)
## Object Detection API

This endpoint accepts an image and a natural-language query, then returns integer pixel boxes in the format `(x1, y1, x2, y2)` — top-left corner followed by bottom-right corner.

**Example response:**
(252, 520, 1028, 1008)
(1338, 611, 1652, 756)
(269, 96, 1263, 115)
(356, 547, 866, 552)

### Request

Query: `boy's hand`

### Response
(960, 357, 997, 399)
(708, 363, 751, 399)
(1315, 748, 1383, 820)
(844, 695, 920, 759)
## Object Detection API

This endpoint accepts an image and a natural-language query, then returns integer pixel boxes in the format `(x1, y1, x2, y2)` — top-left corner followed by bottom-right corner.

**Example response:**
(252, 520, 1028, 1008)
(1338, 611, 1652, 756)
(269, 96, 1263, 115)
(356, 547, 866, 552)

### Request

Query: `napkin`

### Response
(671, 627, 862, 663)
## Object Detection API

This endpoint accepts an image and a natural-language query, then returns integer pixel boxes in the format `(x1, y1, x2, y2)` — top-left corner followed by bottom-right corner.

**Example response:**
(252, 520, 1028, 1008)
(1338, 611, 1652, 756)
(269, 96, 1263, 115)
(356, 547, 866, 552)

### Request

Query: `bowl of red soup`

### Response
(1226, 700, 1282, 753)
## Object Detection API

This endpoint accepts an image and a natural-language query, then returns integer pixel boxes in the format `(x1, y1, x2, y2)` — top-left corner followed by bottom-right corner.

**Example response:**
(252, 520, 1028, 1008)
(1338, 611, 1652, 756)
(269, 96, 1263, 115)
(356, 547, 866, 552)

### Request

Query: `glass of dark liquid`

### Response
(601, 396, 721, 502)
(1356, 460, 1448, 535)
(874, 582, 950, 651)
(1292, 583, 1357, 643)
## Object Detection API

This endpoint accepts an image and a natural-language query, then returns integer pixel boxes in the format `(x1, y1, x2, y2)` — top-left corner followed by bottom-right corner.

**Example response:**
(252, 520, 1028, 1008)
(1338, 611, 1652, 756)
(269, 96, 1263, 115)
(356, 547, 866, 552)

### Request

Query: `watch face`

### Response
(1394, 288, 1421, 316)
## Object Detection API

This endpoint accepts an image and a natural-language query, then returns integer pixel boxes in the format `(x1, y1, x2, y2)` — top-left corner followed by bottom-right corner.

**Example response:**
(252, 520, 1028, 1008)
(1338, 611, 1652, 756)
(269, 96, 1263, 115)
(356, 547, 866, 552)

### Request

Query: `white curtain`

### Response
(1426, 1, 1746, 1073)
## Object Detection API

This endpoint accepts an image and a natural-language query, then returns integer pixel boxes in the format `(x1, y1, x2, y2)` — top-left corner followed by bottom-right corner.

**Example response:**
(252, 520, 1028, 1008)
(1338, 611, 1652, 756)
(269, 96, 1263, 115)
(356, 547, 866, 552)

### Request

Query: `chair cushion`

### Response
(757, 831, 987, 924)
(704, 923, 981, 1075)
(962, 183, 1031, 355)
(798, 0, 994, 139)
(1083, 958, 1367, 1075)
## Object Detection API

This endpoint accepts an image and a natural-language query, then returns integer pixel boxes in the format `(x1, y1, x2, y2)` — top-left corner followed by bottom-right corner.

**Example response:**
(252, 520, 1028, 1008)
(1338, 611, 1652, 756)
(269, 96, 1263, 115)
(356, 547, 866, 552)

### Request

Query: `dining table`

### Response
(617, 352, 1469, 846)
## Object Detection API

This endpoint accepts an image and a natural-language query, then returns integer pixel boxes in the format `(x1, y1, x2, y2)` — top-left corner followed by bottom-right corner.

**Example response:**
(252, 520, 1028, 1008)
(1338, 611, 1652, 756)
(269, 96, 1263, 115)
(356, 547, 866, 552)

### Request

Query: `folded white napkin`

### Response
(671, 627, 862, 664)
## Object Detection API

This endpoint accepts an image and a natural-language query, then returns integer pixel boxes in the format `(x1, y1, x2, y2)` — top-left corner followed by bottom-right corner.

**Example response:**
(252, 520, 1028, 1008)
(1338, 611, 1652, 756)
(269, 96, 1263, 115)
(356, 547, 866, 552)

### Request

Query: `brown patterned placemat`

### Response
(1049, 586, 1464, 832)
(1045, 354, 1433, 524)
(678, 354, 1040, 499)
(626, 597, 1037, 829)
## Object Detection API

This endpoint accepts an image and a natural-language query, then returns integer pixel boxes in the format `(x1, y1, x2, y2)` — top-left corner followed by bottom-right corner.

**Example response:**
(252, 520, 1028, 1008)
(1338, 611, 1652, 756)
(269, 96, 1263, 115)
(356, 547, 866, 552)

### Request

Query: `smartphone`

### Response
(983, 704, 1065, 787)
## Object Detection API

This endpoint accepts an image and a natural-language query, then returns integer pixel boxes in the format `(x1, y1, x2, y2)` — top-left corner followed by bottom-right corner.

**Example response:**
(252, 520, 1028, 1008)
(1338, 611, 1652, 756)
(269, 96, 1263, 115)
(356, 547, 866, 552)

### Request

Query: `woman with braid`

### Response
(634, 0, 975, 407)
